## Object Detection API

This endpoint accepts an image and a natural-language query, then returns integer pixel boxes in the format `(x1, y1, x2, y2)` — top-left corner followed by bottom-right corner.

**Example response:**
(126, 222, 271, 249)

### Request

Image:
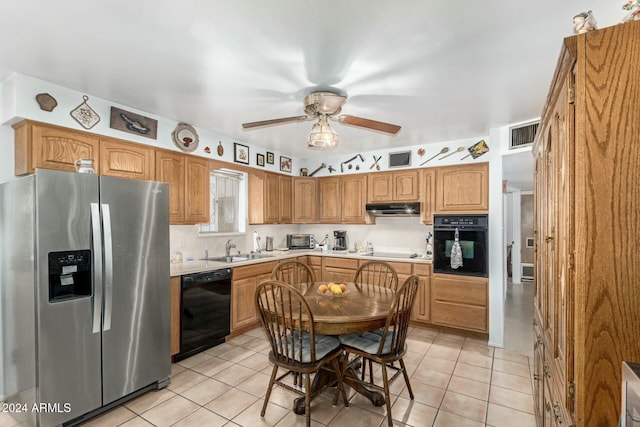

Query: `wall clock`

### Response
(172, 123, 199, 152)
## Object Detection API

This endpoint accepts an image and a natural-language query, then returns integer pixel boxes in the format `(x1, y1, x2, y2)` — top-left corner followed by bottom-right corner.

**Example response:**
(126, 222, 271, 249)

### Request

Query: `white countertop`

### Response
(170, 249, 432, 277)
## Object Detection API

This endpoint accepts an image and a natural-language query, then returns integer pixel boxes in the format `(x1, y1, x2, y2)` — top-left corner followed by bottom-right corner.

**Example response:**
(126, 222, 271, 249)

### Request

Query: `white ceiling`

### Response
(0, 1, 623, 190)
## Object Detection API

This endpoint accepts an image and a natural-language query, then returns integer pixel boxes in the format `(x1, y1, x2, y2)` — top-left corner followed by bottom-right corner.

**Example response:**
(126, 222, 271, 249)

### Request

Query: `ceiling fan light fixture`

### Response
(307, 114, 339, 150)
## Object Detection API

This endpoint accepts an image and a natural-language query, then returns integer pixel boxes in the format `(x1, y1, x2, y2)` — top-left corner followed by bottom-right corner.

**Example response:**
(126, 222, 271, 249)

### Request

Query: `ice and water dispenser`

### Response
(48, 250, 92, 302)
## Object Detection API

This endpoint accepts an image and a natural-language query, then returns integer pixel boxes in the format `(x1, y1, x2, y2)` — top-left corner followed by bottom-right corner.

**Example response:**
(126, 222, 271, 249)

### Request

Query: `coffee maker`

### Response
(333, 230, 347, 251)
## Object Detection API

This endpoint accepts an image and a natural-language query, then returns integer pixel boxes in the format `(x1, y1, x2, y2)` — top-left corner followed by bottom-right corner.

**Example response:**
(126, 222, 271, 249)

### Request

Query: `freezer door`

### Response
(34, 169, 102, 426)
(99, 176, 170, 405)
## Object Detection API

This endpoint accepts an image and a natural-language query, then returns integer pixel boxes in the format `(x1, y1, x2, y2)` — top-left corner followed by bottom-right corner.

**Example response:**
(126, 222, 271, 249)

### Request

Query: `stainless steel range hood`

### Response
(365, 202, 421, 217)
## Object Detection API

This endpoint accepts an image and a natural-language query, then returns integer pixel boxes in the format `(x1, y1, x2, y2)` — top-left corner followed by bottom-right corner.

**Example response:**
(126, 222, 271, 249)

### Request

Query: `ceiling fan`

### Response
(241, 91, 401, 150)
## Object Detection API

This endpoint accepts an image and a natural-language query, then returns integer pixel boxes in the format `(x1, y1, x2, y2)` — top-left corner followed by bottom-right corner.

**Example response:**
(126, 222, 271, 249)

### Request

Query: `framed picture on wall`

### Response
(234, 143, 249, 164)
(257, 153, 265, 167)
(266, 152, 275, 164)
(280, 156, 292, 173)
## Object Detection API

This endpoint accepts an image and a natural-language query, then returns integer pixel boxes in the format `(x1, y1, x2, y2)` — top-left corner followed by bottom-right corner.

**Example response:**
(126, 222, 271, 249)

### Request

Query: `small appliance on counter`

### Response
(286, 234, 315, 249)
(333, 230, 347, 251)
(265, 236, 274, 251)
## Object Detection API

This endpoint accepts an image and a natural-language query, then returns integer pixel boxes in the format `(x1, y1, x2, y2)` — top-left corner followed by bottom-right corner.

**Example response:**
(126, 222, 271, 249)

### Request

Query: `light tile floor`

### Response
(1, 282, 536, 427)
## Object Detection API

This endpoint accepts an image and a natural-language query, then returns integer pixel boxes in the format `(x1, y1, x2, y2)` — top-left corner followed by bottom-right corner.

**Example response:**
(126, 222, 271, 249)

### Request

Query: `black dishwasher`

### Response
(176, 268, 232, 361)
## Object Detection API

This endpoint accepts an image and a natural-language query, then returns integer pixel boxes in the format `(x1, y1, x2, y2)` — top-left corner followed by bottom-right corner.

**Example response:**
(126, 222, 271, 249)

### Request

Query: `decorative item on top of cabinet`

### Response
(621, 0, 640, 22)
(420, 147, 448, 166)
(70, 95, 100, 129)
(172, 123, 199, 152)
(438, 146, 465, 160)
(308, 163, 326, 177)
(217, 141, 224, 156)
(461, 139, 489, 161)
(434, 162, 489, 213)
(109, 106, 158, 139)
(35, 93, 57, 112)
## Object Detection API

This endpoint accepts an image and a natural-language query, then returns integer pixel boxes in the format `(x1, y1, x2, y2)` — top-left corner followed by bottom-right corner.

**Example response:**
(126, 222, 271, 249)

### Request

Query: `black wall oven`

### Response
(176, 268, 232, 361)
(433, 214, 488, 277)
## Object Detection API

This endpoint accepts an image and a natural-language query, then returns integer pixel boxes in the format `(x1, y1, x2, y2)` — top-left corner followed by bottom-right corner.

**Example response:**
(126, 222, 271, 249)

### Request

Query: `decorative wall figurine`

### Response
(204, 146, 211, 154)
(573, 10, 597, 34)
(461, 139, 490, 160)
(70, 95, 100, 129)
(370, 155, 382, 170)
(35, 93, 57, 111)
(420, 147, 448, 165)
(172, 123, 199, 152)
(110, 107, 158, 139)
(308, 163, 326, 177)
(621, 0, 640, 22)
(217, 141, 224, 156)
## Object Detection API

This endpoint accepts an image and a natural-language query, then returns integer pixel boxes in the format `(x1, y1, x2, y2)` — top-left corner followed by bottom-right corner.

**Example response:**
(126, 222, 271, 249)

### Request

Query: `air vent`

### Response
(510, 121, 539, 149)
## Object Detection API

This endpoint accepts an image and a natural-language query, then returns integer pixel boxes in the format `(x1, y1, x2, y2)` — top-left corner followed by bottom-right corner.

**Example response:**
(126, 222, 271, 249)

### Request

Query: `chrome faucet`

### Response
(225, 239, 236, 257)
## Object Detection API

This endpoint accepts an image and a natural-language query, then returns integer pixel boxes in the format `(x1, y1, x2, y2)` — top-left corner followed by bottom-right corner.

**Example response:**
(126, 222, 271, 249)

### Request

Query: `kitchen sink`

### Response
(202, 253, 276, 263)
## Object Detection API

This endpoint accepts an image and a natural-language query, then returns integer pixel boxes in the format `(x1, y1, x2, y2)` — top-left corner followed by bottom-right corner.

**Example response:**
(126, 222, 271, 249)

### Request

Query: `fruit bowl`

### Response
(317, 283, 350, 297)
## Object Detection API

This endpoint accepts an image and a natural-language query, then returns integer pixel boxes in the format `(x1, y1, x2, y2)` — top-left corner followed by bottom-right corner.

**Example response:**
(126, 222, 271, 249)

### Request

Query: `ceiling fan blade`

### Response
(242, 115, 308, 129)
(338, 115, 401, 135)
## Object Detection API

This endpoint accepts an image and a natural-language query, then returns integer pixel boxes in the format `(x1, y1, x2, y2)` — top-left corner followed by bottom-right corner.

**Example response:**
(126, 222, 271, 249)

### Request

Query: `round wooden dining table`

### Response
(288, 281, 396, 414)
(296, 281, 396, 335)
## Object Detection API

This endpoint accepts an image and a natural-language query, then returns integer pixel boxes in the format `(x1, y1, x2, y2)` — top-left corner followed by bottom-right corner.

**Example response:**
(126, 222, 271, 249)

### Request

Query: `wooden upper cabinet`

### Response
(435, 162, 489, 213)
(12, 120, 154, 181)
(293, 177, 317, 223)
(319, 175, 368, 224)
(155, 149, 185, 224)
(367, 172, 393, 202)
(392, 170, 420, 201)
(318, 176, 341, 223)
(184, 156, 209, 224)
(341, 174, 367, 223)
(367, 170, 419, 202)
(100, 138, 154, 180)
(421, 169, 436, 224)
(278, 175, 293, 223)
(249, 172, 293, 224)
(13, 120, 100, 175)
(264, 173, 280, 223)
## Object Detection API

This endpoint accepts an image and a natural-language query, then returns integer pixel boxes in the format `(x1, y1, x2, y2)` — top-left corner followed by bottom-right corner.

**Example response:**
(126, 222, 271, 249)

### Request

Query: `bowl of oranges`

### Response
(317, 282, 349, 297)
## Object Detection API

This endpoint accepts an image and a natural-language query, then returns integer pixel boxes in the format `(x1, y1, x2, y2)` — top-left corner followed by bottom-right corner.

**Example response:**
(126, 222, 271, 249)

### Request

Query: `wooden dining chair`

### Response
(255, 280, 348, 427)
(337, 275, 420, 427)
(271, 260, 317, 285)
(353, 261, 399, 291)
(353, 260, 399, 380)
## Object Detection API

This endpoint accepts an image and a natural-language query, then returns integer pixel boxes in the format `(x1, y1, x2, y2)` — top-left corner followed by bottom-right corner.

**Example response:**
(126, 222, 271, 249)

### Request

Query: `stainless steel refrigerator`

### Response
(0, 169, 171, 426)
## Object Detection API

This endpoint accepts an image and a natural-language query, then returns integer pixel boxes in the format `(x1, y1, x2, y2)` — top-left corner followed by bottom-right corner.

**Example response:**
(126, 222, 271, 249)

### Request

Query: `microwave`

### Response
(286, 234, 315, 249)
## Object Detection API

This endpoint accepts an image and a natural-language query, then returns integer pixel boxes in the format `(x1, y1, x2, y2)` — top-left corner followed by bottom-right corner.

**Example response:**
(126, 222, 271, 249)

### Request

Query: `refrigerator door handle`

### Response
(102, 203, 114, 331)
(90, 203, 103, 334)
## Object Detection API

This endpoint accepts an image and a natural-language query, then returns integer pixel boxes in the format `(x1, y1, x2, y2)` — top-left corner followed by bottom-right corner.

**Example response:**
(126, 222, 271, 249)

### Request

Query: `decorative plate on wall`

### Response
(172, 123, 199, 152)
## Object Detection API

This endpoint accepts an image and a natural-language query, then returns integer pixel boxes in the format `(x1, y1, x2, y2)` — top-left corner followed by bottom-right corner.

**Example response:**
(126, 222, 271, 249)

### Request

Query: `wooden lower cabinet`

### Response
(170, 276, 181, 357)
(323, 257, 358, 283)
(305, 255, 323, 281)
(411, 263, 431, 322)
(231, 262, 278, 335)
(431, 274, 488, 333)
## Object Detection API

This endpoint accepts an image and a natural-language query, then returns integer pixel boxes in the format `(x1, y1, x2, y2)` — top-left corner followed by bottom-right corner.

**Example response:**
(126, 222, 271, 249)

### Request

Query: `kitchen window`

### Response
(200, 169, 247, 233)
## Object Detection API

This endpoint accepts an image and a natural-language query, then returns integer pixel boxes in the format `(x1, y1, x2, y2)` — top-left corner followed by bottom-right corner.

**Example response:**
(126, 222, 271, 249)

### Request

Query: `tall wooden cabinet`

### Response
(293, 177, 318, 223)
(533, 21, 640, 427)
